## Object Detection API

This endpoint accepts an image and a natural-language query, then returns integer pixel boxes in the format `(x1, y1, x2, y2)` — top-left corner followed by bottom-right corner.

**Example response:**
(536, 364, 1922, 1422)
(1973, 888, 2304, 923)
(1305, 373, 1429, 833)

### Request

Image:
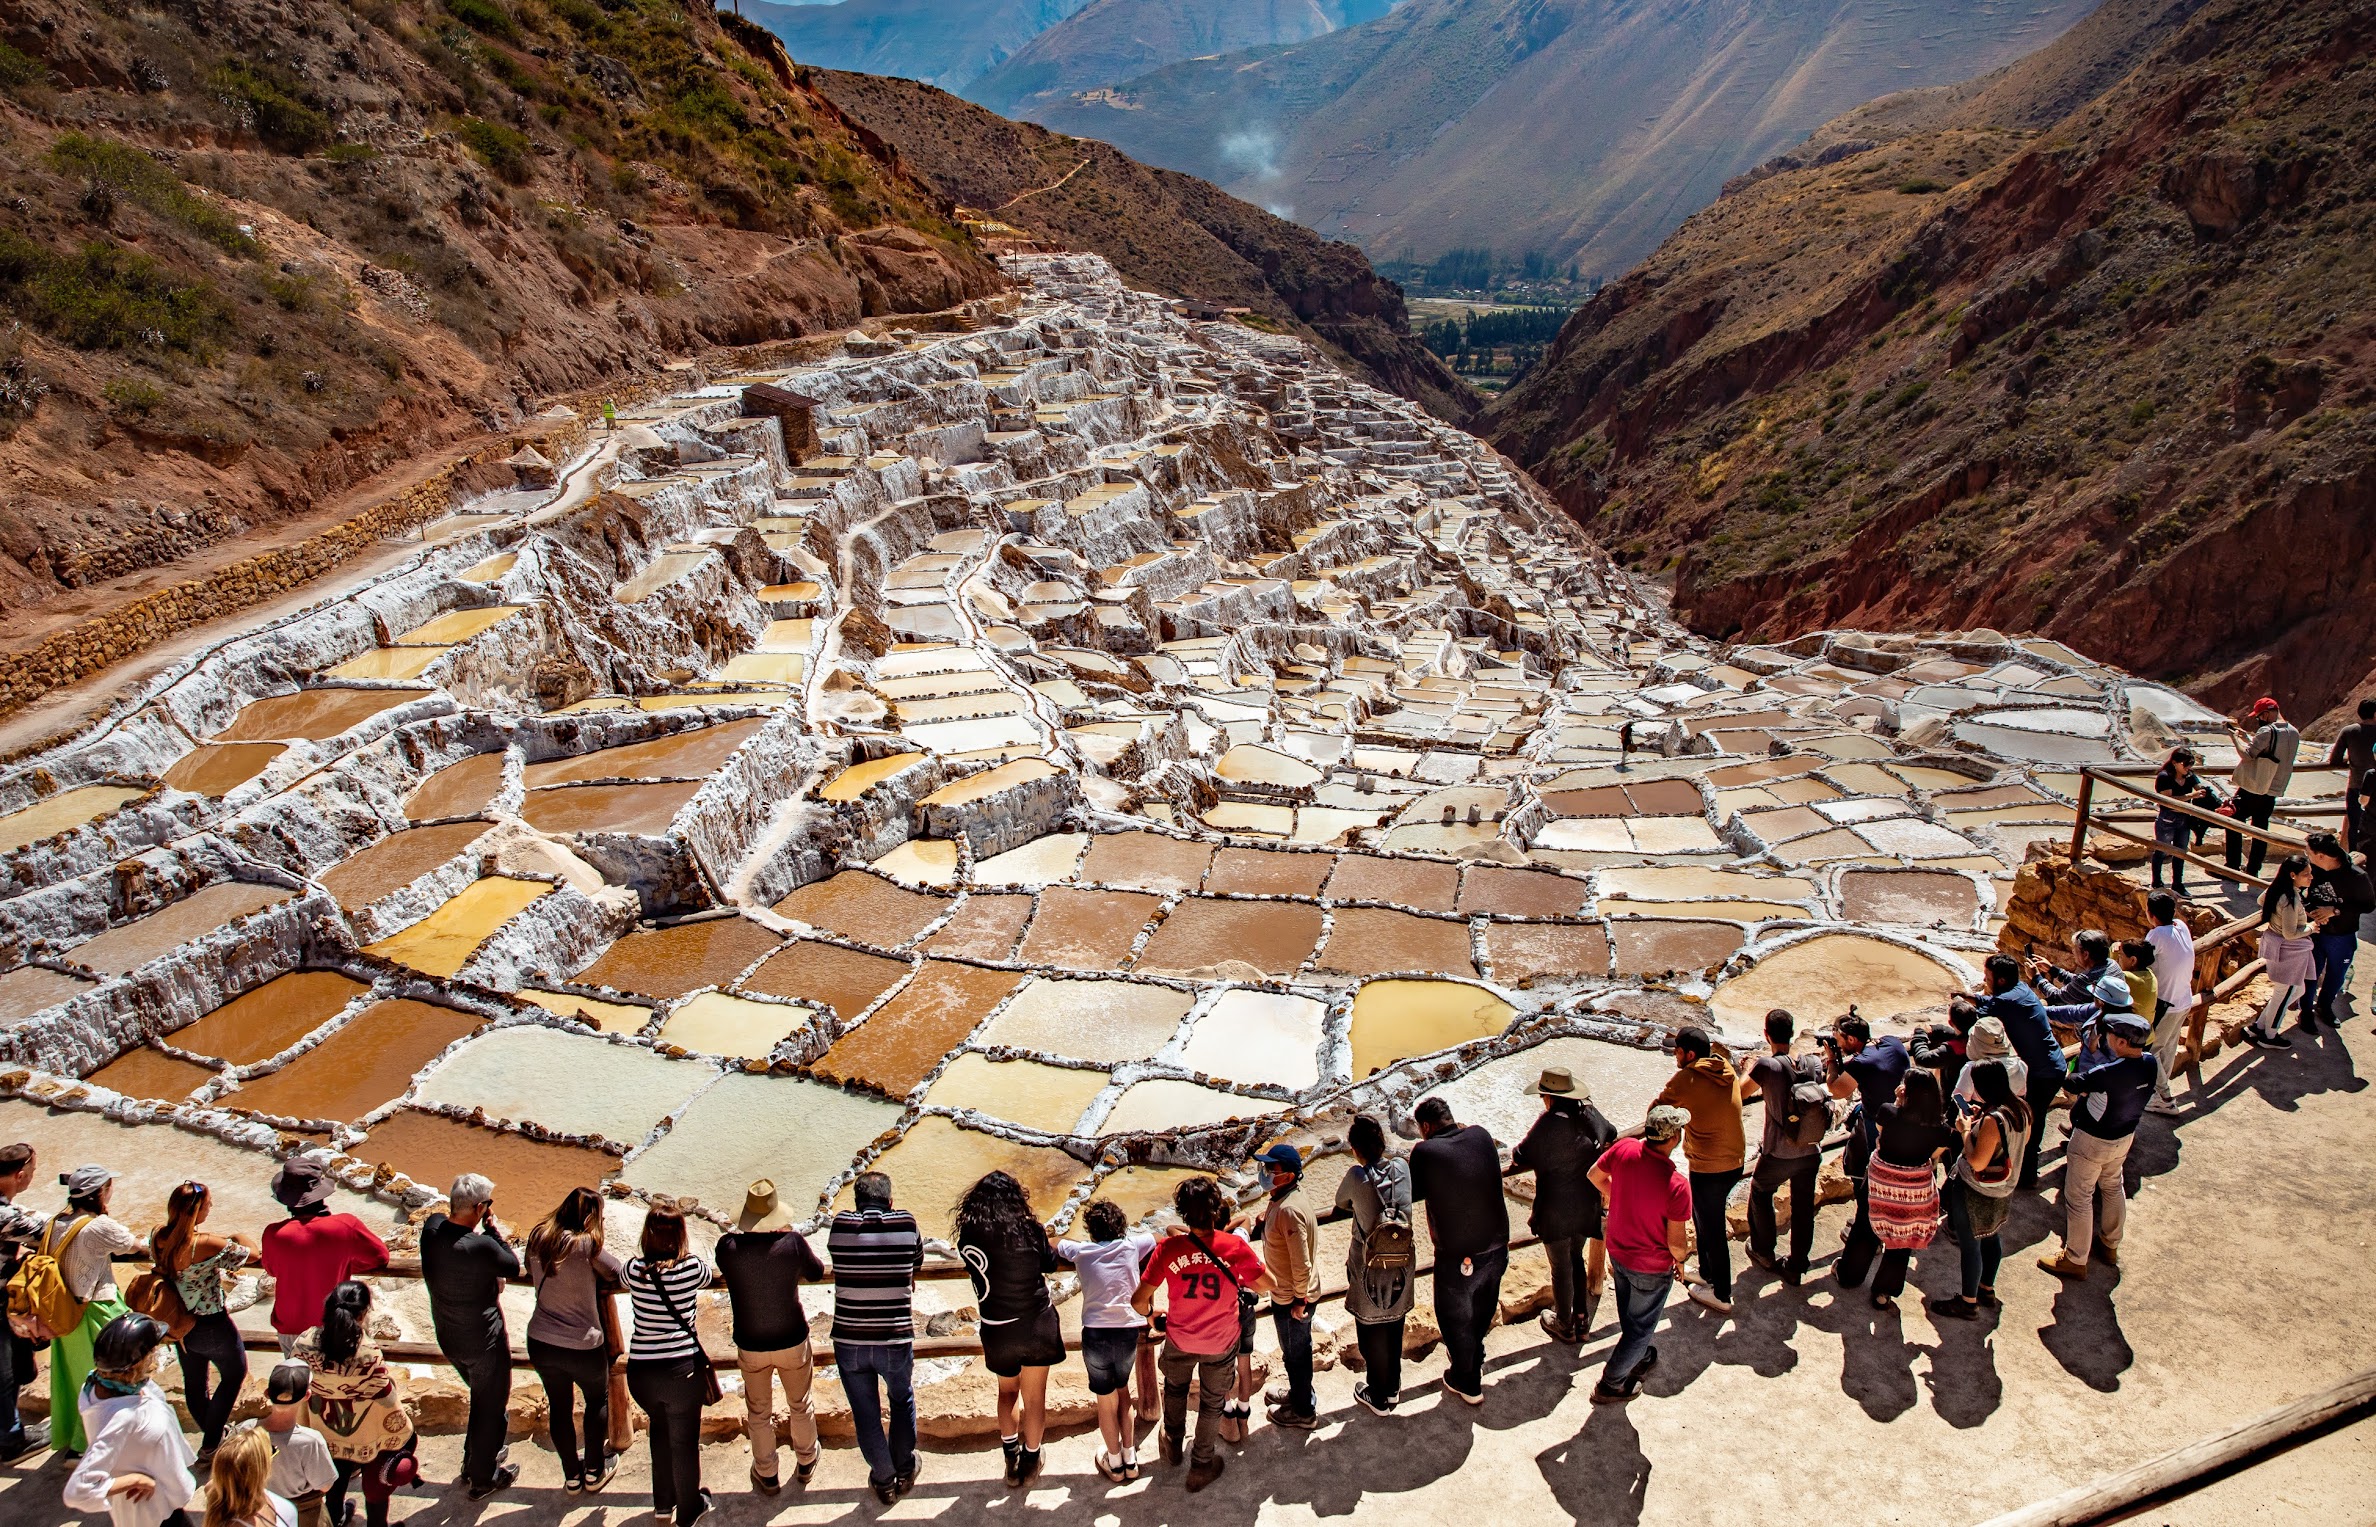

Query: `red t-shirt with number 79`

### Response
(1137, 1230, 1265, 1357)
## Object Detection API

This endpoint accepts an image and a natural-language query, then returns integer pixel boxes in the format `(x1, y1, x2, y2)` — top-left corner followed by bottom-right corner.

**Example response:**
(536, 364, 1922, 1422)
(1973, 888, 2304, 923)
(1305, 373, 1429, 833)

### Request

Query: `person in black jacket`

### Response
(2303, 833, 2374, 1025)
(420, 1173, 521, 1501)
(1410, 1097, 1507, 1406)
(1507, 1066, 1615, 1342)
(714, 1180, 827, 1495)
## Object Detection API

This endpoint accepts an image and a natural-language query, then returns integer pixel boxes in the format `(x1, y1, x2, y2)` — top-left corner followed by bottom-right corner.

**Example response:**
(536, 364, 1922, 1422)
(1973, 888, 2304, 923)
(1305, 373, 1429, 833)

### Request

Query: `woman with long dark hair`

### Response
(2246, 853, 2316, 1048)
(1930, 1060, 2032, 1320)
(2150, 746, 2215, 894)
(954, 1171, 1060, 1489)
(150, 1181, 254, 1458)
(525, 1186, 622, 1495)
(293, 1282, 416, 1527)
(622, 1201, 714, 1526)
(1862, 1068, 1956, 1310)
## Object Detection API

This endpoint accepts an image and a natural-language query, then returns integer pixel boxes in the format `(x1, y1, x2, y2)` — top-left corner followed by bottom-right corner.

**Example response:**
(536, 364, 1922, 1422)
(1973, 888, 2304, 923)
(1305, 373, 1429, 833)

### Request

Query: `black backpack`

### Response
(1783, 1055, 1833, 1150)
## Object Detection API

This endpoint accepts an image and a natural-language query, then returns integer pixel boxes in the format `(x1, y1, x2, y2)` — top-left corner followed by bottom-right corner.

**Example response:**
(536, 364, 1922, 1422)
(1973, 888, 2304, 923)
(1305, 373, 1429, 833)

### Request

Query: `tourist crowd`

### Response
(4, 698, 2368, 1520)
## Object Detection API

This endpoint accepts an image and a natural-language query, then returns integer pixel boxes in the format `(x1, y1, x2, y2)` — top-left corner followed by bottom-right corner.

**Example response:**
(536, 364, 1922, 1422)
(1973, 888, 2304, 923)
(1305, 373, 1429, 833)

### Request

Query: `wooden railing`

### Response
(2065, 766, 2304, 891)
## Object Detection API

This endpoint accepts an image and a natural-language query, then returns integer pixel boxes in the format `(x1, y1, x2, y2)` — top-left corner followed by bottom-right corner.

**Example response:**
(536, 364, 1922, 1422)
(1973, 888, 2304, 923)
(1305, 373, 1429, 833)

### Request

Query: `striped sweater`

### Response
(622, 1255, 713, 1363)
(827, 1208, 923, 1345)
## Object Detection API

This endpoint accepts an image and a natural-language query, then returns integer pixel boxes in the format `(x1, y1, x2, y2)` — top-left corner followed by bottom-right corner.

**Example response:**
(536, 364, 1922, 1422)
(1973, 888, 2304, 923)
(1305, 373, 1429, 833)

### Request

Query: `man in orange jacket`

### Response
(1653, 1027, 1745, 1315)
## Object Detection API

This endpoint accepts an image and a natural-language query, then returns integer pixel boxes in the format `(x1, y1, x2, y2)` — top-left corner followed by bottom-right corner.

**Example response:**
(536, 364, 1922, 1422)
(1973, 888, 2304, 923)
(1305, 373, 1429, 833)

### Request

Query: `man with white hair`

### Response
(422, 1172, 522, 1500)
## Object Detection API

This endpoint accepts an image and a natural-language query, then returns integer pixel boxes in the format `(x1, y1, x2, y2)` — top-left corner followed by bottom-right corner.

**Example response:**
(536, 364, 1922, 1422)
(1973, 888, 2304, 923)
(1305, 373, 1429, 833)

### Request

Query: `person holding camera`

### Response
(1824, 1010, 1909, 1289)
(420, 1174, 520, 1502)
(1974, 955, 2065, 1189)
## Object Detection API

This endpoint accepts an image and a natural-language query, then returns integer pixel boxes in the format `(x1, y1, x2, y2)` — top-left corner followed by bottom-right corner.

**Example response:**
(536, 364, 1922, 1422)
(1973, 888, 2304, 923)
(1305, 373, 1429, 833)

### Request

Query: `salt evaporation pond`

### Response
(841, 1116, 1081, 1239)
(1174, 989, 1326, 1089)
(925, 1053, 1110, 1134)
(363, 877, 550, 977)
(975, 978, 1192, 1063)
(576, 915, 781, 999)
(69, 881, 294, 976)
(524, 718, 765, 785)
(318, 823, 488, 912)
(1135, 898, 1322, 974)
(404, 752, 506, 820)
(355, 1109, 613, 1214)
(213, 688, 418, 742)
(1097, 1077, 1261, 1134)
(812, 961, 1023, 1096)
(230, 999, 483, 1124)
(741, 940, 911, 1022)
(655, 992, 818, 1058)
(0, 966, 95, 1024)
(1708, 932, 1965, 1033)
(414, 1026, 719, 1141)
(160, 743, 285, 797)
(625, 1071, 902, 1218)
(0, 785, 145, 853)
(168, 971, 369, 1065)
(1349, 979, 1517, 1078)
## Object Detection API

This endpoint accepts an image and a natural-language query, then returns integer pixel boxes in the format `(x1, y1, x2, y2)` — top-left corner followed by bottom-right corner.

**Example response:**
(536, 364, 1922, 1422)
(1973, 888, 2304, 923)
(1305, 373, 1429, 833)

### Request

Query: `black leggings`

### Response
(177, 1311, 247, 1451)
(528, 1336, 611, 1478)
(326, 1442, 413, 1527)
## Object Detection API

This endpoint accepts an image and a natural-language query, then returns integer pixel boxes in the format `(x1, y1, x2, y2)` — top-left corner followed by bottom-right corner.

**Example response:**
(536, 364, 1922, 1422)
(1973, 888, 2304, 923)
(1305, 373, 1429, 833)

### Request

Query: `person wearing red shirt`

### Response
(260, 1158, 388, 1349)
(1587, 1105, 1693, 1404)
(1132, 1177, 1270, 1494)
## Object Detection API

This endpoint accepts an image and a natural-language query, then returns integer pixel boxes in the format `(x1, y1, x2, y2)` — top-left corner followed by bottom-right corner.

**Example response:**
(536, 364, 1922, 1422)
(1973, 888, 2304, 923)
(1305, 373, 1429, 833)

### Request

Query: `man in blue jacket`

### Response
(1979, 954, 2065, 1189)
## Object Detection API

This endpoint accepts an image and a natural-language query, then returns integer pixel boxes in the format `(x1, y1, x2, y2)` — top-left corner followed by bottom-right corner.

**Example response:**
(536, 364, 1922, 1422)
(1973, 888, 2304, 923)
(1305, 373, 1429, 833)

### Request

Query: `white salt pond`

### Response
(412, 1026, 720, 1141)
(625, 1071, 902, 1220)
(974, 977, 1193, 1063)
(1173, 989, 1327, 1091)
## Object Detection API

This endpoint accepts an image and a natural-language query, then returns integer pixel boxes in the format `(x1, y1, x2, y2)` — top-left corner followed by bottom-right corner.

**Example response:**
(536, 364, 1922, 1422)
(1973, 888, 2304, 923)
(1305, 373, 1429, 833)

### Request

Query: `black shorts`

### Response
(1236, 1296, 1258, 1356)
(981, 1304, 1064, 1378)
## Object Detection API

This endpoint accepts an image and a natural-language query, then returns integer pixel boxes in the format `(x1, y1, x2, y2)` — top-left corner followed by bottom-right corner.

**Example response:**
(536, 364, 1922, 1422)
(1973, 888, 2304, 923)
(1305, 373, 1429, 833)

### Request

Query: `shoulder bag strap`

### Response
(1180, 1229, 1245, 1293)
(45, 1215, 89, 1260)
(646, 1261, 710, 1355)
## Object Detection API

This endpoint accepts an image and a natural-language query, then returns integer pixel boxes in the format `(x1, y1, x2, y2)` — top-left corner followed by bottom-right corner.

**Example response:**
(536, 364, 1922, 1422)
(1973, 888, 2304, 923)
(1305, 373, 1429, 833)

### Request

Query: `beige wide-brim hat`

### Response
(737, 1178, 794, 1233)
(1524, 1065, 1588, 1100)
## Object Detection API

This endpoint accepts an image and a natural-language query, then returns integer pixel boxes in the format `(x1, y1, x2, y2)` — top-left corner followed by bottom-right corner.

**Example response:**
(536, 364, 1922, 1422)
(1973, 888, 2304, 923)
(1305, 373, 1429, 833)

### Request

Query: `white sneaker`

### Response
(2145, 1096, 2184, 1117)
(1686, 1282, 1735, 1315)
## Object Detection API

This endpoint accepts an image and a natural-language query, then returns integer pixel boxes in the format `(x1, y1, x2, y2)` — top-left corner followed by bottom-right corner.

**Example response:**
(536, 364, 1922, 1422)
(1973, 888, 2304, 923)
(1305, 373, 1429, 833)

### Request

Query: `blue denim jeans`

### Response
(2307, 931, 2356, 1017)
(834, 1343, 917, 1487)
(1270, 1303, 1314, 1413)
(1602, 1264, 1671, 1388)
(1945, 1181, 2003, 1301)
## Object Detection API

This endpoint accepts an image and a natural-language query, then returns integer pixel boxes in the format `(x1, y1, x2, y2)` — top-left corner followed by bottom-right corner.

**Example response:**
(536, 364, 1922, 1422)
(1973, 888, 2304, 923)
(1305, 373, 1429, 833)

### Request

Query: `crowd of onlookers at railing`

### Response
(4, 696, 2371, 1523)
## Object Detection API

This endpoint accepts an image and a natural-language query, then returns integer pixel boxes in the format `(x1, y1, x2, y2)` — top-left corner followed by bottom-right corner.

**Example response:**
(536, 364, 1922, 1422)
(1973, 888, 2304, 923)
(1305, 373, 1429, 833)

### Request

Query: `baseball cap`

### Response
(2102, 1010, 2151, 1042)
(2250, 697, 2280, 716)
(1643, 1105, 1689, 1143)
(1254, 1142, 1302, 1174)
(61, 1164, 114, 1197)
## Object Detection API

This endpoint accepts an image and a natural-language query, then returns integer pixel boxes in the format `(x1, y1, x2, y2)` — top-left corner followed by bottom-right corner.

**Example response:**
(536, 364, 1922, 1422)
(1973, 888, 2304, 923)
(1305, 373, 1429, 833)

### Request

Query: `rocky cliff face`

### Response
(1489, 0, 2376, 732)
(811, 68, 1478, 423)
(0, 0, 998, 628)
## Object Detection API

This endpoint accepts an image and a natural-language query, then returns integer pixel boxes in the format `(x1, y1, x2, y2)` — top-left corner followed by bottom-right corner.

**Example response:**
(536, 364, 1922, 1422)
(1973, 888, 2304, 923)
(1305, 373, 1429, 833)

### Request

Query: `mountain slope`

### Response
(1033, 0, 2101, 273)
(0, 0, 996, 627)
(1487, 0, 2376, 728)
(813, 69, 1477, 421)
(748, 0, 1089, 92)
(967, 0, 1391, 119)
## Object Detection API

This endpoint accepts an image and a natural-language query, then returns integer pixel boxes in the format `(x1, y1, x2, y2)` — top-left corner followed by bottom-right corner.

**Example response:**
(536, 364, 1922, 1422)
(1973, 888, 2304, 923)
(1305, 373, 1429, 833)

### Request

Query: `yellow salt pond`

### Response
(0, 785, 145, 853)
(1708, 932, 1965, 1032)
(714, 651, 806, 684)
(519, 988, 653, 1034)
(923, 1053, 1110, 1134)
(1202, 801, 1295, 837)
(655, 992, 817, 1058)
(821, 753, 928, 802)
(638, 692, 791, 711)
(327, 647, 450, 681)
(394, 606, 522, 645)
(457, 553, 516, 584)
(919, 756, 1058, 809)
(364, 877, 552, 977)
(869, 838, 961, 887)
(757, 619, 813, 650)
(1348, 979, 1517, 1079)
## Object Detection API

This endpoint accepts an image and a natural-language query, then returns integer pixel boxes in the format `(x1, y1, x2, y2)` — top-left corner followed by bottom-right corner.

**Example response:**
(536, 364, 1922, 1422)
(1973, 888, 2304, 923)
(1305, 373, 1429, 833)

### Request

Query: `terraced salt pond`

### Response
(0, 254, 2229, 1389)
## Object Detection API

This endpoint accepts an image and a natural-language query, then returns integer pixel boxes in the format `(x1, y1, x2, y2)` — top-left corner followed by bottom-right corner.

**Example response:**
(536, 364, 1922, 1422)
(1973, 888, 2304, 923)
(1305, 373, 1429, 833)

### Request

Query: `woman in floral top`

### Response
(293, 1282, 416, 1527)
(149, 1180, 253, 1457)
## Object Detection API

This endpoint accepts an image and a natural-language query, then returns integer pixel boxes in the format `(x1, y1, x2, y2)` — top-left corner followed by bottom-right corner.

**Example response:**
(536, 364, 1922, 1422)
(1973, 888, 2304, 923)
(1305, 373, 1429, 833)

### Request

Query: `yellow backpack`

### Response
(6, 1215, 91, 1341)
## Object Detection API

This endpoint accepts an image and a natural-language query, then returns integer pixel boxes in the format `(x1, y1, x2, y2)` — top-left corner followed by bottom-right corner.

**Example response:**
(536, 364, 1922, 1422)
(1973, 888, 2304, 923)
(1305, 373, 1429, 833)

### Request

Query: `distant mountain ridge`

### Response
(1487, 0, 2376, 729)
(812, 69, 1477, 422)
(746, 0, 1090, 91)
(967, 0, 1392, 118)
(1032, 0, 2104, 273)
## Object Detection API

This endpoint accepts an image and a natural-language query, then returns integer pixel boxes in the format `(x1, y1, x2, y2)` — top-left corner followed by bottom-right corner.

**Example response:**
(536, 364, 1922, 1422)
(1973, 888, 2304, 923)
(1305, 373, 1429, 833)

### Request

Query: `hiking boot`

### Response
(873, 1480, 900, 1507)
(1185, 1454, 1226, 1493)
(795, 1452, 819, 1486)
(1162, 1430, 1185, 1467)
(466, 1464, 520, 1502)
(1589, 1380, 1637, 1405)
(1537, 1310, 1578, 1343)
(750, 1466, 781, 1497)
(2093, 1242, 2120, 1269)
(1744, 1246, 1776, 1272)
(892, 1463, 918, 1500)
(2037, 1251, 2090, 1279)
(1581, 1289, 1603, 1332)
(1011, 1447, 1043, 1489)
(1267, 1403, 1319, 1430)
(1927, 1295, 1980, 1321)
